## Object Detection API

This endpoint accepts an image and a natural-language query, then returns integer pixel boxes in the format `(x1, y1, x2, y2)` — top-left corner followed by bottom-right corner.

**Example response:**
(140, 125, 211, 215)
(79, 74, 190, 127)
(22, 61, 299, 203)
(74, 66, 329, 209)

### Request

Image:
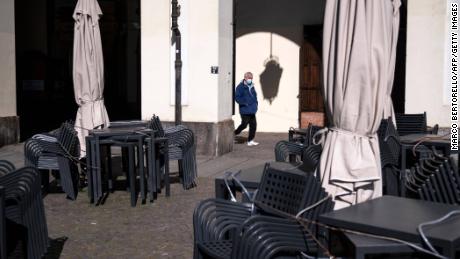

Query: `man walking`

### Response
(234, 72, 259, 146)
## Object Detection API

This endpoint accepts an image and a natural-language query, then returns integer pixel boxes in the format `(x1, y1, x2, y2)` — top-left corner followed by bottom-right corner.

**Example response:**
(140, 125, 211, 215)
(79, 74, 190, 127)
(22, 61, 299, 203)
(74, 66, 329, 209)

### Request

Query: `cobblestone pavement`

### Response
(44, 177, 215, 259)
(1, 132, 287, 258)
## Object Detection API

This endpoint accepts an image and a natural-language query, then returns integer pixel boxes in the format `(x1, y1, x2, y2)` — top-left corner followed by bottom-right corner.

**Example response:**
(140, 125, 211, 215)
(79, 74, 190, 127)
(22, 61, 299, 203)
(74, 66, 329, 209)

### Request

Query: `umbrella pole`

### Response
(172, 0, 182, 125)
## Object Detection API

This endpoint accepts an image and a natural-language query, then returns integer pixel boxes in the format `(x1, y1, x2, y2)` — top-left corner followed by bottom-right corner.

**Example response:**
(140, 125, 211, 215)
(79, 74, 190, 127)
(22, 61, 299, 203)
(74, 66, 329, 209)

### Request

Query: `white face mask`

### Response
(246, 79, 253, 85)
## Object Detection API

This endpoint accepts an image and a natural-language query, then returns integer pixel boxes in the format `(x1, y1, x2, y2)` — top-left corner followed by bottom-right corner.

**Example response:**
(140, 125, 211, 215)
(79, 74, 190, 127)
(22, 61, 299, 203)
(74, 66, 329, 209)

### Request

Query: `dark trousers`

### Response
(234, 114, 257, 141)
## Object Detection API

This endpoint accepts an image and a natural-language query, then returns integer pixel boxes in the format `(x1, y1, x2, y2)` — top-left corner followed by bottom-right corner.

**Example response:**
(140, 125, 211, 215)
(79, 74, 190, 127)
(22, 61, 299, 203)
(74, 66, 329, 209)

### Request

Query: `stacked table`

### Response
(85, 126, 169, 206)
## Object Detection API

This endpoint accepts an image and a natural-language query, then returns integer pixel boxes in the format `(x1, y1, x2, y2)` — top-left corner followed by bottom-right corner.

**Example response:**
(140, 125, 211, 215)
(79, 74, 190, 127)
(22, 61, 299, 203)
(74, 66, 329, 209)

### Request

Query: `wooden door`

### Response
(299, 25, 325, 128)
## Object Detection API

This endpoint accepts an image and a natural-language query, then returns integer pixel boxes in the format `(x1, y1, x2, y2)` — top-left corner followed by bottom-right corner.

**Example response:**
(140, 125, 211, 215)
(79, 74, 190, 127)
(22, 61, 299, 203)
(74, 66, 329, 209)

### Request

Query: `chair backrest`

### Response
(289, 124, 325, 146)
(395, 112, 428, 136)
(0, 166, 48, 257)
(57, 121, 79, 156)
(274, 140, 304, 162)
(0, 185, 5, 259)
(308, 125, 323, 145)
(254, 164, 310, 215)
(299, 144, 322, 173)
(297, 178, 334, 235)
(0, 160, 16, 177)
(377, 117, 401, 167)
(148, 115, 165, 137)
(413, 157, 460, 205)
(254, 164, 334, 235)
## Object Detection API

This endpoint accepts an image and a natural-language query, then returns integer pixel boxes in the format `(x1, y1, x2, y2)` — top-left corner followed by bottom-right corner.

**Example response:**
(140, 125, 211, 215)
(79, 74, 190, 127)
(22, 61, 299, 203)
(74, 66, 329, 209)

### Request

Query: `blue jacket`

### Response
(235, 81, 258, 115)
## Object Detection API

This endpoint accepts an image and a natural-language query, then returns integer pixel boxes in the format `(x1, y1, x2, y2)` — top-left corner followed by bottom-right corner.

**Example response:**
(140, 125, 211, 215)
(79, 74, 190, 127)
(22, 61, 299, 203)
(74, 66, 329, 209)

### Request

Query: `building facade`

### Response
(0, 0, 454, 154)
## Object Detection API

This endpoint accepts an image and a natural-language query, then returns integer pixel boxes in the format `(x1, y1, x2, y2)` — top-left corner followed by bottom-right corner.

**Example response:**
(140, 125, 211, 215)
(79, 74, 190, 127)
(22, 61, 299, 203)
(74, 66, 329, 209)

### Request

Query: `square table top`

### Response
(319, 196, 460, 247)
(89, 127, 153, 137)
(399, 134, 451, 145)
(215, 161, 306, 187)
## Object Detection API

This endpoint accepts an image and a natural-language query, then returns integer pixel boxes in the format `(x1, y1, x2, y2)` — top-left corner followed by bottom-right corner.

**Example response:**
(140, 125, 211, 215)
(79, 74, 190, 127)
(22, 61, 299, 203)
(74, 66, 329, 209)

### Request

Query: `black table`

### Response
(86, 127, 164, 206)
(338, 232, 417, 259)
(399, 134, 455, 196)
(319, 196, 460, 258)
(215, 161, 306, 200)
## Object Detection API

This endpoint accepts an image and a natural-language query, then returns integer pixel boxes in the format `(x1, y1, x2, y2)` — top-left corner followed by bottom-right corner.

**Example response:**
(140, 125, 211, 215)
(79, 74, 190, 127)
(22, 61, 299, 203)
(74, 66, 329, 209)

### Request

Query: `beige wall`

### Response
(234, 0, 325, 132)
(406, 0, 450, 127)
(186, 0, 219, 122)
(0, 0, 16, 117)
(234, 31, 301, 132)
(141, 0, 172, 121)
(141, 0, 233, 123)
(218, 0, 234, 122)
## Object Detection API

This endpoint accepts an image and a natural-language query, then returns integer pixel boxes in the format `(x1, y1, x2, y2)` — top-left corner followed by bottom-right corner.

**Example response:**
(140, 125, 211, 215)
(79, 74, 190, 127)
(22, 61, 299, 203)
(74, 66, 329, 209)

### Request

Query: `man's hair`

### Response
(244, 72, 253, 78)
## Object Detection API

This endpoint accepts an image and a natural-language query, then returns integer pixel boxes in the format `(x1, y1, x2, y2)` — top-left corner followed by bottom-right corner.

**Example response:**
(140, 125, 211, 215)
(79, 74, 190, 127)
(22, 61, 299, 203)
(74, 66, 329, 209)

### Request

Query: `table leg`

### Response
(89, 138, 96, 203)
(442, 244, 455, 259)
(156, 145, 162, 193)
(215, 179, 227, 199)
(138, 139, 146, 203)
(128, 146, 136, 207)
(148, 138, 157, 202)
(106, 146, 113, 192)
(121, 147, 128, 173)
(444, 145, 451, 157)
(100, 145, 110, 197)
(85, 137, 92, 201)
(95, 137, 102, 203)
(400, 145, 407, 197)
(164, 150, 170, 197)
(355, 250, 365, 259)
(42, 169, 50, 194)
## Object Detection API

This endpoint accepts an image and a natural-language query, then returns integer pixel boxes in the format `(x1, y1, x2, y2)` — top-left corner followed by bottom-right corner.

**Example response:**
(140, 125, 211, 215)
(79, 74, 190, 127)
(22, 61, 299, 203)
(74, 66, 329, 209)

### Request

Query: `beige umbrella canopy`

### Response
(319, 0, 401, 209)
(73, 0, 110, 155)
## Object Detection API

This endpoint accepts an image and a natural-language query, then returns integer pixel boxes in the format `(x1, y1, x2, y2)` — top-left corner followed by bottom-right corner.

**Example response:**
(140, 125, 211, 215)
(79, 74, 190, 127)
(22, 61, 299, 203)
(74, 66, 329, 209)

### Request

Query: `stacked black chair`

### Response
(275, 140, 322, 173)
(274, 140, 306, 163)
(0, 160, 14, 259)
(24, 121, 80, 200)
(1, 186, 5, 259)
(395, 112, 439, 136)
(288, 124, 324, 146)
(299, 144, 323, 173)
(0, 164, 49, 258)
(377, 118, 403, 196)
(229, 214, 322, 259)
(307, 125, 324, 145)
(377, 117, 434, 196)
(405, 155, 460, 204)
(148, 115, 197, 190)
(193, 164, 334, 259)
(0, 160, 15, 175)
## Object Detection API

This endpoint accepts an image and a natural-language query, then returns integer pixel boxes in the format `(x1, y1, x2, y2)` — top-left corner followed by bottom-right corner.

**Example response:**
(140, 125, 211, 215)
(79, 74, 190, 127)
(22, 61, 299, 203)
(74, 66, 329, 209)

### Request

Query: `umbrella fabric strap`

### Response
(78, 97, 104, 106)
(313, 127, 376, 146)
(77, 98, 107, 129)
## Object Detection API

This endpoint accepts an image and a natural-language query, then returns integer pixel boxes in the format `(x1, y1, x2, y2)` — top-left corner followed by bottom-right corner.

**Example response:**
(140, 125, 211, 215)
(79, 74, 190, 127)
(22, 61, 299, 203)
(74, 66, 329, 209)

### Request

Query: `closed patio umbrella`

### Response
(73, 0, 109, 155)
(319, 0, 401, 209)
